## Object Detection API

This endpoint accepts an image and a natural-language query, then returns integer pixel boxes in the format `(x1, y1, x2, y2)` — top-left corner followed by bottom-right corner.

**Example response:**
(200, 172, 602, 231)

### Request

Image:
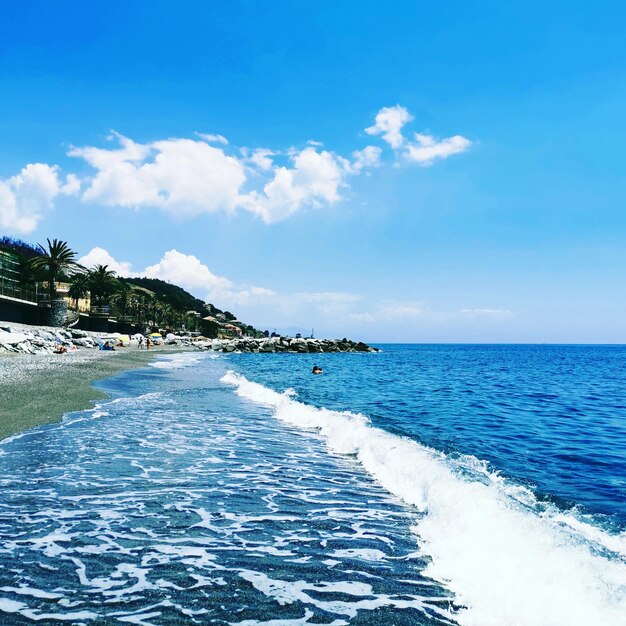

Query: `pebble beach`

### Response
(0, 327, 182, 442)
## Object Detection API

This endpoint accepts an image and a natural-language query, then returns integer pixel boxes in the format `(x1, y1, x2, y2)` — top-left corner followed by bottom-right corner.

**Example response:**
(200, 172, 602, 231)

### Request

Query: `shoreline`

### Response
(0, 346, 184, 443)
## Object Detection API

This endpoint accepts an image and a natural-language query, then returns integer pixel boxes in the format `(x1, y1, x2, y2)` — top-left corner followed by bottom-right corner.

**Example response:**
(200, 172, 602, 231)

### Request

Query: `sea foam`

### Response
(221, 371, 626, 626)
(150, 351, 211, 370)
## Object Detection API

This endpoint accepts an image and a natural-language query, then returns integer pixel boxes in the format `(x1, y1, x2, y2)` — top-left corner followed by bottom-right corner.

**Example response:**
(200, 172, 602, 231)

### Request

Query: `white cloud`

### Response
(143, 249, 233, 292)
(460, 308, 512, 317)
(61, 174, 81, 195)
(61, 249, 515, 336)
(77, 247, 234, 296)
(365, 105, 471, 166)
(240, 147, 349, 223)
(208, 285, 361, 310)
(197, 133, 229, 145)
(352, 146, 382, 171)
(379, 303, 423, 317)
(348, 302, 423, 322)
(69, 134, 246, 218)
(2, 109, 472, 232)
(77, 247, 274, 306)
(211, 288, 416, 330)
(207, 285, 278, 307)
(69, 135, 364, 224)
(248, 149, 275, 172)
(71, 246, 432, 337)
(291, 291, 361, 304)
(78, 247, 135, 276)
(0, 163, 75, 234)
(248, 286, 276, 297)
(405, 133, 472, 165)
(365, 105, 413, 148)
(210, 287, 366, 327)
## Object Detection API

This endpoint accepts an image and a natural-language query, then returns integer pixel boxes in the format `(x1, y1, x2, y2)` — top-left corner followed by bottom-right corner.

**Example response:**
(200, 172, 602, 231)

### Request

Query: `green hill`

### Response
(0, 234, 262, 337)
(123, 276, 206, 314)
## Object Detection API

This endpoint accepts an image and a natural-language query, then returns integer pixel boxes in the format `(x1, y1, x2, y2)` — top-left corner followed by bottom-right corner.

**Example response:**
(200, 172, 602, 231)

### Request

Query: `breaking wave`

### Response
(221, 371, 626, 626)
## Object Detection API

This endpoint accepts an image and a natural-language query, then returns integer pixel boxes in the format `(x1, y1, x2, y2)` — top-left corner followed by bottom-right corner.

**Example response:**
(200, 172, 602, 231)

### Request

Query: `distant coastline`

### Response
(0, 317, 377, 443)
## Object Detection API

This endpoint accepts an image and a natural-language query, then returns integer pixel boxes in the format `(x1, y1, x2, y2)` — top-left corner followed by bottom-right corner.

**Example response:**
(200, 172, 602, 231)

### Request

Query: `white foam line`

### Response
(0, 431, 31, 455)
(0, 596, 98, 621)
(150, 351, 211, 370)
(221, 370, 626, 626)
(0, 390, 171, 455)
(237, 569, 447, 620)
(59, 392, 169, 428)
(229, 608, 347, 626)
(0, 586, 63, 600)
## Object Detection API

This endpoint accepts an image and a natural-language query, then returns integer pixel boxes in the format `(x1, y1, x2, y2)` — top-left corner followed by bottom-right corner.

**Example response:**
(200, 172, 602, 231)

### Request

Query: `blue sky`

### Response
(1, 1, 626, 342)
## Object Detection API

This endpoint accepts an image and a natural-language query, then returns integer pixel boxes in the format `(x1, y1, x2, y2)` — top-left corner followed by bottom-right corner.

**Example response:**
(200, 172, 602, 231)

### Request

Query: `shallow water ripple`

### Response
(0, 356, 454, 625)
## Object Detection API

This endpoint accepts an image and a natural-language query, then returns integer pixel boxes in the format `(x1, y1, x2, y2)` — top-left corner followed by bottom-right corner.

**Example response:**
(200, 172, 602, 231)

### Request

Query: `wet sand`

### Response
(0, 346, 184, 442)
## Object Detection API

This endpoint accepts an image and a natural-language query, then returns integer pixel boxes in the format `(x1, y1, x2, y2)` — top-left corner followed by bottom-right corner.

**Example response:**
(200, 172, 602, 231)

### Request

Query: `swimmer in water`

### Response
(312, 365, 323, 374)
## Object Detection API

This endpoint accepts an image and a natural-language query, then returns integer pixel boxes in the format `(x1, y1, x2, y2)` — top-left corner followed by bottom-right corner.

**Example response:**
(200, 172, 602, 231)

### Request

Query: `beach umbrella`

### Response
(149, 332, 164, 344)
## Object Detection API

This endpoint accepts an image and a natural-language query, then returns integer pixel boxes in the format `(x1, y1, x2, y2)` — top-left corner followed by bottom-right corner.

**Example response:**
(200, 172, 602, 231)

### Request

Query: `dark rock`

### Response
(45, 299, 68, 327)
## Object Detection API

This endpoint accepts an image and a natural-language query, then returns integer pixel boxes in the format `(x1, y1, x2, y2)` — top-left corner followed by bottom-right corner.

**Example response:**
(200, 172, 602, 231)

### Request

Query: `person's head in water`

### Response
(312, 365, 323, 374)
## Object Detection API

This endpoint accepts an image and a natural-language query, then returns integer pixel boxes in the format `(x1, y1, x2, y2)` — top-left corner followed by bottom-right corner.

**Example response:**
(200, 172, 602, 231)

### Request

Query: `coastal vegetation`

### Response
(29, 239, 79, 302)
(0, 235, 260, 338)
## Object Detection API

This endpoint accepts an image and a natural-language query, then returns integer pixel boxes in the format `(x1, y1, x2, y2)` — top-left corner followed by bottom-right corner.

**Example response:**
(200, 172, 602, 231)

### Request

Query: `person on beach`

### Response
(54, 344, 67, 354)
(137, 335, 144, 350)
(146, 336, 151, 350)
(312, 365, 323, 374)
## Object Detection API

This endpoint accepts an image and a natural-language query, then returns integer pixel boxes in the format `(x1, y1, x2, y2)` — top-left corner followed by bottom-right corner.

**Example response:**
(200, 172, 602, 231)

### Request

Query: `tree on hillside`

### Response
(161, 303, 175, 327)
(123, 276, 205, 314)
(153, 300, 164, 325)
(29, 239, 78, 301)
(0, 236, 44, 259)
(111, 281, 139, 319)
(131, 290, 154, 328)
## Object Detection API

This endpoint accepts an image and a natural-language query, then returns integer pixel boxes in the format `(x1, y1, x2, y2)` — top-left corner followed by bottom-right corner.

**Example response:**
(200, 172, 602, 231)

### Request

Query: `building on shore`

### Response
(0, 249, 38, 303)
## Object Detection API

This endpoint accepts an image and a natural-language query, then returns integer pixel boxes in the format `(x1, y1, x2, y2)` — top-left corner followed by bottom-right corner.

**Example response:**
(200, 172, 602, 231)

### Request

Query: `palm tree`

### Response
(30, 238, 78, 301)
(87, 265, 119, 308)
(111, 281, 139, 319)
(68, 272, 90, 310)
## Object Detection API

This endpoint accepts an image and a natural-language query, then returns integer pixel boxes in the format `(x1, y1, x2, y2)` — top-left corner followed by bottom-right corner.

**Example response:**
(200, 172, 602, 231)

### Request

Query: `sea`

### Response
(0, 344, 625, 626)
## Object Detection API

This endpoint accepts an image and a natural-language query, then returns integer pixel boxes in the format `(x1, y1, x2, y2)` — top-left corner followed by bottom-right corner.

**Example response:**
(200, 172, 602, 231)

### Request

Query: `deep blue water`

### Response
(231, 344, 626, 526)
(0, 346, 624, 625)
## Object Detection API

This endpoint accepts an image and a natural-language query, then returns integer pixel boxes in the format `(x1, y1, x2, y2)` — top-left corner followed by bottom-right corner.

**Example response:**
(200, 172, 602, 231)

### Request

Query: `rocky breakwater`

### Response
(194, 336, 379, 354)
(0, 325, 100, 355)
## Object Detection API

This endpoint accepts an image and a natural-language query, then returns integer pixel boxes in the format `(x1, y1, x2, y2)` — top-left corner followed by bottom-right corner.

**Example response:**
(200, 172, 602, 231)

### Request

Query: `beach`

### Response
(0, 346, 180, 442)
(0, 321, 375, 444)
(0, 345, 623, 625)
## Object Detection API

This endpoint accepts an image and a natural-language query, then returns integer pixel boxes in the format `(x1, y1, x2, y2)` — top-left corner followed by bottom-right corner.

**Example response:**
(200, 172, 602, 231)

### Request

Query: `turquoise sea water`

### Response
(0, 346, 625, 625)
